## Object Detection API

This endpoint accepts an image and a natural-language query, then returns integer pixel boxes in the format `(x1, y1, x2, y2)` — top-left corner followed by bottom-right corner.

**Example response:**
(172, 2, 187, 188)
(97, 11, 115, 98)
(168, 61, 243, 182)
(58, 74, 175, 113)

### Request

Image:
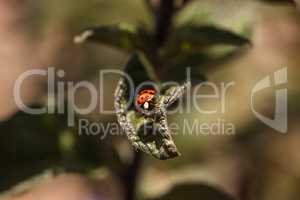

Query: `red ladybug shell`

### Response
(136, 89, 156, 105)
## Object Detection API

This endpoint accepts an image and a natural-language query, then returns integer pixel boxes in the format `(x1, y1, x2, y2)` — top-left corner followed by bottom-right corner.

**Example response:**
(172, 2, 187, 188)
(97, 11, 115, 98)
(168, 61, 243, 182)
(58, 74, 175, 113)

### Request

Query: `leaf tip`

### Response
(74, 30, 94, 44)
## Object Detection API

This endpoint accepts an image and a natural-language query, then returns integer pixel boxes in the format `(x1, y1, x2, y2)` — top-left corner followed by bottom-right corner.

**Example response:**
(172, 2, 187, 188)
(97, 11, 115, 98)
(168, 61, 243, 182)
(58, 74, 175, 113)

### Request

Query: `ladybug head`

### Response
(136, 89, 156, 111)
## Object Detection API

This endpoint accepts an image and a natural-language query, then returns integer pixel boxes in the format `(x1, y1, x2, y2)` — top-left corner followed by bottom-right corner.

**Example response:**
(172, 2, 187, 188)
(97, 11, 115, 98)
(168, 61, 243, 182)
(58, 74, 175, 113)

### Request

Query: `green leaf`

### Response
(124, 52, 159, 86)
(74, 23, 152, 52)
(164, 25, 250, 55)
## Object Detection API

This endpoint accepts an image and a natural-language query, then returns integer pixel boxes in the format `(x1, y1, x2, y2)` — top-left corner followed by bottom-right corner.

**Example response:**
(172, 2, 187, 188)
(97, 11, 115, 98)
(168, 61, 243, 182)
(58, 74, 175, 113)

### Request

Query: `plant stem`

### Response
(154, 0, 175, 47)
(124, 1, 176, 199)
(124, 151, 142, 200)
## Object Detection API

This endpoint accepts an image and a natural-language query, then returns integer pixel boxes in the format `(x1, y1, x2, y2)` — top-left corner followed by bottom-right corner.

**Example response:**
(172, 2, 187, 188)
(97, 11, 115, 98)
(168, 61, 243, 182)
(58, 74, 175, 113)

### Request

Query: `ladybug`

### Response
(136, 89, 156, 110)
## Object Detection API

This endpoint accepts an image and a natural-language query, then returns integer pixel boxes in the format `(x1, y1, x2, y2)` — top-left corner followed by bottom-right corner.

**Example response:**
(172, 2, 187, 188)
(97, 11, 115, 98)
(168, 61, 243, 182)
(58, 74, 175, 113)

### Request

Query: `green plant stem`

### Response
(124, 152, 142, 200)
(154, 0, 175, 47)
